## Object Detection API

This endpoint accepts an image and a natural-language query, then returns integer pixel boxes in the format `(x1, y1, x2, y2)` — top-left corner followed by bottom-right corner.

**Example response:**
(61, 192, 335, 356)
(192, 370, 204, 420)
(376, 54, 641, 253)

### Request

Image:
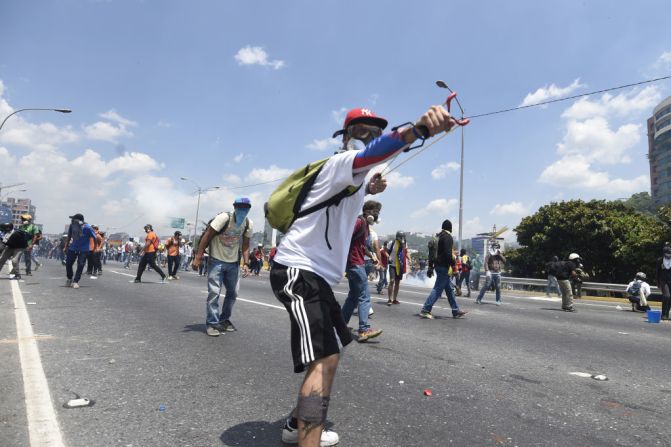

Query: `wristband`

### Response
(412, 126, 425, 140)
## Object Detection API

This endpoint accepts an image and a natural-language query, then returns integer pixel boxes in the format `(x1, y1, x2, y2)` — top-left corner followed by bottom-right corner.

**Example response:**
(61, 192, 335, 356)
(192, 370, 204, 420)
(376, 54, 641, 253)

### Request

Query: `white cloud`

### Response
(99, 109, 137, 127)
(431, 162, 460, 179)
(538, 155, 649, 195)
(246, 165, 293, 183)
(652, 51, 671, 72)
(520, 78, 585, 107)
(156, 121, 172, 128)
(411, 198, 458, 218)
(490, 201, 530, 216)
(234, 153, 245, 163)
(223, 174, 242, 184)
(84, 120, 133, 142)
(234, 46, 285, 70)
(385, 171, 414, 188)
(306, 137, 340, 152)
(561, 86, 661, 121)
(557, 117, 640, 164)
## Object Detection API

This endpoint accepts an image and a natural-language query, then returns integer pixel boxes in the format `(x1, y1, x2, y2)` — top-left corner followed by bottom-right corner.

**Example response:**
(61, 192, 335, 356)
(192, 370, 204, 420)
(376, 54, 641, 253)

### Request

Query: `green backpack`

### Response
(264, 157, 361, 234)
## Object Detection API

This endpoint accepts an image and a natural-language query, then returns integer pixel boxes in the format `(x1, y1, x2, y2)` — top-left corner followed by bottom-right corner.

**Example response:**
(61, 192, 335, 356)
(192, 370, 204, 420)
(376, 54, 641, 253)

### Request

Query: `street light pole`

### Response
(0, 108, 72, 132)
(180, 177, 220, 246)
(436, 81, 466, 252)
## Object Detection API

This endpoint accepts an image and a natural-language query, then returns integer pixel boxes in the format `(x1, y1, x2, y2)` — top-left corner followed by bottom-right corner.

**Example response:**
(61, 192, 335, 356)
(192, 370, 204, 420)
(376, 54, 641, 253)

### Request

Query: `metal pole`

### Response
(0, 108, 71, 132)
(193, 189, 201, 245)
(458, 125, 464, 252)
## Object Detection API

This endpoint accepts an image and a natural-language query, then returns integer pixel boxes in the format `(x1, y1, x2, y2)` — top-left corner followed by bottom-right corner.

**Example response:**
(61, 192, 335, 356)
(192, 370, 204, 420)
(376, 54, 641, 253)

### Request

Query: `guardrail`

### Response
(475, 275, 660, 296)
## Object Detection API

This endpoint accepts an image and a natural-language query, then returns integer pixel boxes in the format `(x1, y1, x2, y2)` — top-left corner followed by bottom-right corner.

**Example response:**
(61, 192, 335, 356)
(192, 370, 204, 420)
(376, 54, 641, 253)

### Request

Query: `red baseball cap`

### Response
(332, 108, 388, 138)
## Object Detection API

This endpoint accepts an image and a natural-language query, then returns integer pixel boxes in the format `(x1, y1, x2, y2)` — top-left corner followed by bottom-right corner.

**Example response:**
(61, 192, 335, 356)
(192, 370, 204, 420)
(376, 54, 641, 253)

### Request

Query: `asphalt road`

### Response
(2, 260, 671, 447)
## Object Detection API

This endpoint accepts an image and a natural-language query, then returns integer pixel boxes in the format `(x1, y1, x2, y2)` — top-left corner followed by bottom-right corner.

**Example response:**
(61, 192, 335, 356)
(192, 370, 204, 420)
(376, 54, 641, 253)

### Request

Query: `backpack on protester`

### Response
(195, 211, 250, 250)
(264, 157, 361, 234)
(627, 280, 641, 297)
(3, 227, 32, 249)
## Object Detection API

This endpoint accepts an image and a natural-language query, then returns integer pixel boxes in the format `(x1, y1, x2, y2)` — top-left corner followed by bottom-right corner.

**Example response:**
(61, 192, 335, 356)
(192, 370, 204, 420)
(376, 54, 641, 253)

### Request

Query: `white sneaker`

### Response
(369, 307, 375, 316)
(281, 422, 339, 446)
(72, 283, 80, 289)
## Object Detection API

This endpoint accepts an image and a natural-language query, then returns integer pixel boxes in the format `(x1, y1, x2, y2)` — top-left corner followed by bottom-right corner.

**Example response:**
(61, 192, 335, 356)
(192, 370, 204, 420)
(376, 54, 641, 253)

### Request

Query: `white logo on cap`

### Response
(360, 109, 373, 116)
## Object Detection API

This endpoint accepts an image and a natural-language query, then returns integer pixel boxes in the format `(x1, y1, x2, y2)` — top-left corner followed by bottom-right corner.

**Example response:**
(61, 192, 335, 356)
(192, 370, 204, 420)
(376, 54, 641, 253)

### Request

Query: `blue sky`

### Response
(1, 0, 670, 240)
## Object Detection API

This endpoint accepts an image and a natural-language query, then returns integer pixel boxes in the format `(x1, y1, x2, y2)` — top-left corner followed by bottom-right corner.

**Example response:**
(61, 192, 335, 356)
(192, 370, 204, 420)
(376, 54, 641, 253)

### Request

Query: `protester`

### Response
(268, 104, 457, 446)
(388, 231, 408, 305)
(456, 248, 471, 297)
(552, 253, 584, 312)
(165, 231, 182, 280)
(470, 252, 483, 291)
(252, 243, 264, 275)
(420, 219, 466, 319)
(342, 200, 383, 341)
(570, 258, 588, 299)
(376, 239, 389, 295)
(545, 256, 561, 297)
(0, 222, 30, 279)
(91, 226, 104, 276)
(655, 245, 671, 321)
(123, 238, 134, 268)
(192, 197, 252, 337)
(268, 245, 277, 270)
(27, 229, 43, 274)
(626, 272, 651, 312)
(134, 224, 167, 283)
(64, 213, 96, 289)
(476, 241, 506, 305)
(18, 214, 40, 276)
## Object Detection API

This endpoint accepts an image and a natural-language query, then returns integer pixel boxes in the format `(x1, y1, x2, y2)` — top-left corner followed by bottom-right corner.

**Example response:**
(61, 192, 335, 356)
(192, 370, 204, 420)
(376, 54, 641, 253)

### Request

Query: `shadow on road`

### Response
(220, 418, 286, 446)
(540, 308, 566, 312)
(182, 323, 207, 334)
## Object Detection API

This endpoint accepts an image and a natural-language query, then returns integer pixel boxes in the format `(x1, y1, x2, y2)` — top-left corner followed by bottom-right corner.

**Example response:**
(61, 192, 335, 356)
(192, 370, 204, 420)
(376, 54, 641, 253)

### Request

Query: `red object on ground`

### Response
(423, 389, 433, 396)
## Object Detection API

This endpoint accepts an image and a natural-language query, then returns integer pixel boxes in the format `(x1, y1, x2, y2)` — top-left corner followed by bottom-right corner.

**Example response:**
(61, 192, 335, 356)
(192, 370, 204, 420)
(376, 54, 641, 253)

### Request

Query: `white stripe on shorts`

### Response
(284, 267, 315, 365)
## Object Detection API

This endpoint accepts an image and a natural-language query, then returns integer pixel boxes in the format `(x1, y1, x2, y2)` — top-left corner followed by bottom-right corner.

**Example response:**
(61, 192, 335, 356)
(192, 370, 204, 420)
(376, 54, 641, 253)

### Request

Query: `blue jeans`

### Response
(477, 273, 502, 302)
(376, 267, 388, 293)
(546, 275, 560, 296)
(66, 250, 88, 283)
(342, 264, 371, 332)
(421, 266, 460, 315)
(206, 258, 239, 326)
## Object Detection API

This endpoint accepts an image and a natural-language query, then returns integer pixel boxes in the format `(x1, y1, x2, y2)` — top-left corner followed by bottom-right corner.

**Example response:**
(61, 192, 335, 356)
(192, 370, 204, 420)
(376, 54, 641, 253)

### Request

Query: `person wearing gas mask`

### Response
(134, 223, 167, 283)
(475, 241, 506, 306)
(655, 245, 671, 320)
(342, 200, 383, 341)
(388, 231, 408, 306)
(192, 197, 252, 337)
(269, 105, 457, 447)
(63, 213, 97, 289)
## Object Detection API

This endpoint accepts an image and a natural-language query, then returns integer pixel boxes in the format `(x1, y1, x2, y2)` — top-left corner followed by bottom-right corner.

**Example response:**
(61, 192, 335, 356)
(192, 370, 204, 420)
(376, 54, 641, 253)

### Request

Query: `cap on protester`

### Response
(233, 197, 251, 208)
(69, 213, 85, 221)
(332, 108, 388, 138)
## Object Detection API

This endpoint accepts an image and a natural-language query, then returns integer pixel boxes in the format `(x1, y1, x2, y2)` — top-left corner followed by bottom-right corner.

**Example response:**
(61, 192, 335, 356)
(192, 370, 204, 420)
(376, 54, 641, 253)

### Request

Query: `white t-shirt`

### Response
(626, 280, 651, 297)
(274, 151, 367, 286)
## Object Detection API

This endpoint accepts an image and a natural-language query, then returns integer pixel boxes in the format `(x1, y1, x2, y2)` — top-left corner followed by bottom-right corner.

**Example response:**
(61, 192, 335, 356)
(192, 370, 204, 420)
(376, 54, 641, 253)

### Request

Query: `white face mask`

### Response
(366, 215, 375, 225)
(346, 138, 366, 152)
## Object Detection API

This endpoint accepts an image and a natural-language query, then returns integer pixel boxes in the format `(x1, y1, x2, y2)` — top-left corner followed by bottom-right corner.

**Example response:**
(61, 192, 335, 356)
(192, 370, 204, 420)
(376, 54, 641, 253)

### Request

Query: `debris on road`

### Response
(63, 398, 94, 409)
(569, 372, 608, 381)
(159, 404, 166, 412)
(423, 389, 433, 396)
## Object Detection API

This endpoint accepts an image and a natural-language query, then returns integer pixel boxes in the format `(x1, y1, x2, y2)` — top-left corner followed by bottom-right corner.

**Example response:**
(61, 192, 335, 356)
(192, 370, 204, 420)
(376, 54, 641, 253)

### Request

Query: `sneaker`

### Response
(167, 276, 174, 280)
(134, 279, 141, 283)
(368, 307, 375, 316)
(34, 263, 41, 271)
(72, 283, 80, 289)
(495, 301, 501, 306)
(219, 320, 237, 332)
(357, 327, 382, 342)
(206, 326, 221, 337)
(281, 420, 339, 446)
(475, 299, 482, 304)
(173, 275, 179, 280)
(160, 278, 167, 284)
(563, 307, 576, 312)
(419, 310, 434, 319)
(392, 300, 400, 305)
(65, 279, 72, 287)
(12, 275, 21, 280)
(453, 310, 467, 318)
(25, 272, 32, 276)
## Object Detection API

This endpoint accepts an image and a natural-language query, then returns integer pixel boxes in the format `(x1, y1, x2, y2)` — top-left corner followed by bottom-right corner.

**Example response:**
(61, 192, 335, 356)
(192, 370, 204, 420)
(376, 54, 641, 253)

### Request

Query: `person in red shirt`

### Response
(341, 200, 383, 341)
(376, 240, 389, 295)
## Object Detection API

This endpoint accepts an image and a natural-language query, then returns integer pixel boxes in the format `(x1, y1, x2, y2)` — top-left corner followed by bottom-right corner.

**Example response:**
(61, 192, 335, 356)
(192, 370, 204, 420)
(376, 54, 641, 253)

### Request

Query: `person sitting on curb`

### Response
(626, 272, 651, 312)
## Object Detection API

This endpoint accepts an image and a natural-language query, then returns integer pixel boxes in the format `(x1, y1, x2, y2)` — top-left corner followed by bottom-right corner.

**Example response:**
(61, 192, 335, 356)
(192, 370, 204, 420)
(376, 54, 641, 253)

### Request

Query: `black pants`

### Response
(661, 282, 671, 319)
(135, 252, 165, 281)
(167, 255, 180, 277)
(86, 252, 95, 274)
(92, 252, 103, 273)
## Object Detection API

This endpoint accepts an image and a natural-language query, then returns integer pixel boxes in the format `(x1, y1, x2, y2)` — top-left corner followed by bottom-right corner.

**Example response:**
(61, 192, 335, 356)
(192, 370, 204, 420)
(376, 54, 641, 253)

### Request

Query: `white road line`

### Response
(111, 270, 135, 278)
(11, 280, 65, 447)
(237, 297, 285, 310)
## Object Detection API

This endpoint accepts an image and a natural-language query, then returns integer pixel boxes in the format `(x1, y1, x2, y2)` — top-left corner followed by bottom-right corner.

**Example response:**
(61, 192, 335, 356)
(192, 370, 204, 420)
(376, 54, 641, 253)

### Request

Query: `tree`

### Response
(623, 191, 656, 215)
(509, 200, 670, 283)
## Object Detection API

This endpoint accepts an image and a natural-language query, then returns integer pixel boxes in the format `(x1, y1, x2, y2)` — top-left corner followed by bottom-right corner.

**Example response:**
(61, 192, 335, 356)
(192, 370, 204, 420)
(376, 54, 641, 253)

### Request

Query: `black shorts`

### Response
(270, 263, 353, 373)
(389, 265, 403, 281)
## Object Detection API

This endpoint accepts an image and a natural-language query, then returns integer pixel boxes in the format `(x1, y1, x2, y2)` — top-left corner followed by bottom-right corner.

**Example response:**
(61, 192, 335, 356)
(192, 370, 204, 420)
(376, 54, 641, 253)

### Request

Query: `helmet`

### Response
(635, 272, 647, 280)
(0, 222, 13, 232)
(233, 197, 251, 209)
(568, 253, 581, 260)
(174, 231, 182, 237)
(20, 214, 32, 222)
(664, 245, 671, 254)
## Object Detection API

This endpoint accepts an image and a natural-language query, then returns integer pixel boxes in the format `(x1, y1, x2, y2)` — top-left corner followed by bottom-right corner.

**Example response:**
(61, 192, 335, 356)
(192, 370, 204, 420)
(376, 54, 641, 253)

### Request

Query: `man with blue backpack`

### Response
(266, 105, 458, 446)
